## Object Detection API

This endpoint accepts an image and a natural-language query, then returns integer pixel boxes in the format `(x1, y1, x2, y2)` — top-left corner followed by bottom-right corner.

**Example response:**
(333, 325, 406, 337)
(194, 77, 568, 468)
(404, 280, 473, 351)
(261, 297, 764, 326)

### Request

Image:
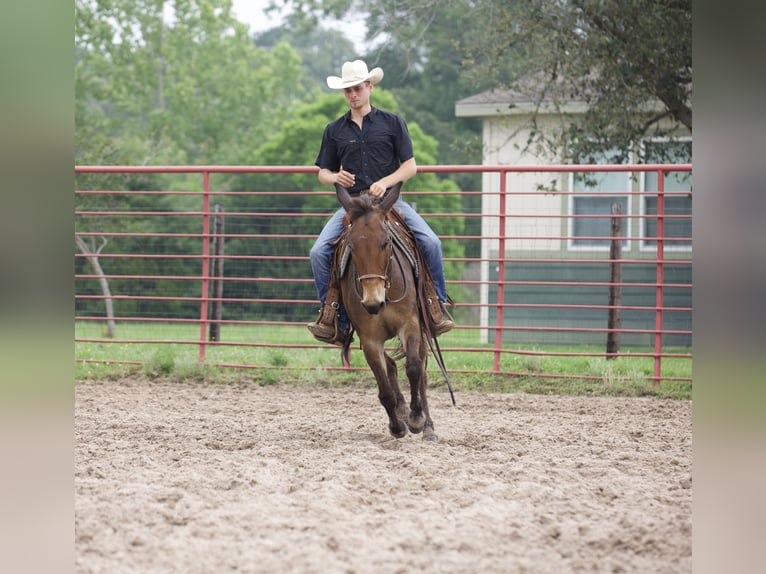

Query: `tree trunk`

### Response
(75, 235, 116, 338)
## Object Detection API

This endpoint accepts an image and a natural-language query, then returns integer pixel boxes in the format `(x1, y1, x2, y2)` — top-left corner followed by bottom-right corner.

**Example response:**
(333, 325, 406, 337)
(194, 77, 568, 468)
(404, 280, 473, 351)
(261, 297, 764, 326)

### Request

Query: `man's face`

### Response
(343, 82, 372, 109)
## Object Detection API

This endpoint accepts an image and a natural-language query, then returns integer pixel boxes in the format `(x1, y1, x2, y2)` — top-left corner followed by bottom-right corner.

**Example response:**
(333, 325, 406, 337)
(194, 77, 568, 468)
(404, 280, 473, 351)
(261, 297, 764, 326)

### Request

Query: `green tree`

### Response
(273, 0, 691, 163)
(75, 0, 472, 322)
(76, 0, 305, 166)
(265, 0, 487, 173)
(75, 0, 310, 322)
(253, 24, 357, 94)
(466, 0, 692, 163)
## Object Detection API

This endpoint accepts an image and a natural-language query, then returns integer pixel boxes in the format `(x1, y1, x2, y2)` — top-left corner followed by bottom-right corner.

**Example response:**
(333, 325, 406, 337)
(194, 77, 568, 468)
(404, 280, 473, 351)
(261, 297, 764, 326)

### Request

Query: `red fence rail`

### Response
(75, 164, 692, 385)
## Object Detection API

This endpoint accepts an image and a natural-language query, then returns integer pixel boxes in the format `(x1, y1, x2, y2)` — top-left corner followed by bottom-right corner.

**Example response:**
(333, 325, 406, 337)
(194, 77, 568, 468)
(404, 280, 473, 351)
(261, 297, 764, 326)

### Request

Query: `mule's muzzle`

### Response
(363, 300, 385, 315)
(358, 273, 388, 315)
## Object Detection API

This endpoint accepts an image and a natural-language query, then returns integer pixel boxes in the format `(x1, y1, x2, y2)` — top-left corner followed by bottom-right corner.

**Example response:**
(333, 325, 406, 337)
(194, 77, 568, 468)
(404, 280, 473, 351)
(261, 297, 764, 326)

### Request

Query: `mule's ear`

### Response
(379, 181, 402, 212)
(335, 183, 354, 211)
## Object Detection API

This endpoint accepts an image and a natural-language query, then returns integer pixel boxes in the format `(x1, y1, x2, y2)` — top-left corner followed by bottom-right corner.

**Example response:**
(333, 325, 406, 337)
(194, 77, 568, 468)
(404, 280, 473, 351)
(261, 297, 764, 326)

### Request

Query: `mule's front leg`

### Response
(363, 345, 408, 438)
(385, 354, 409, 423)
(413, 369, 438, 442)
(404, 335, 437, 441)
(419, 375, 438, 442)
(405, 357, 426, 434)
(403, 333, 427, 434)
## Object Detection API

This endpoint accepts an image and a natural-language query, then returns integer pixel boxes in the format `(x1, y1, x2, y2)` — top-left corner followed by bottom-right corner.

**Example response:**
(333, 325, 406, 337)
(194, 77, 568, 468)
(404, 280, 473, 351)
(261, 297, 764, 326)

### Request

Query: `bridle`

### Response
(350, 228, 409, 303)
(352, 227, 392, 292)
(357, 271, 390, 289)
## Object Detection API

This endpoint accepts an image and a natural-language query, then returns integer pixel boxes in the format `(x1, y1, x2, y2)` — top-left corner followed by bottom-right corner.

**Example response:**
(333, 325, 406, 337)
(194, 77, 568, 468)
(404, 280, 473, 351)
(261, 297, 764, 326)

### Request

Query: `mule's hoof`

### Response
(407, 413, 426, 434)
(389, 420, 408, 439)
(422, 427, 439, 442)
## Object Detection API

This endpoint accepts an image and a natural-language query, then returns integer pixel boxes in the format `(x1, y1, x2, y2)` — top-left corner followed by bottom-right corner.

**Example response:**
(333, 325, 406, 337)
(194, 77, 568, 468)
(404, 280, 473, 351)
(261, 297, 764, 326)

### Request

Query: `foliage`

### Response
(76, 0, 305, 166)
(253, 24, 357, 93)
(266, 1, 487, 190)
(273, 0, 691, 163)
(76, 0, 308, 321)
(470, 0, 692, 163)
(75, 0, 691, 327)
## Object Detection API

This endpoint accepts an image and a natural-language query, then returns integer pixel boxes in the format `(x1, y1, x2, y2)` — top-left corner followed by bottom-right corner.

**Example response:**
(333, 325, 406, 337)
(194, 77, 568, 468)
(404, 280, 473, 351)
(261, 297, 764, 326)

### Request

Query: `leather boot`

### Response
(307, 302, 350, 346)
(428, 298, 454, 336)
(424, 280, 454, 336)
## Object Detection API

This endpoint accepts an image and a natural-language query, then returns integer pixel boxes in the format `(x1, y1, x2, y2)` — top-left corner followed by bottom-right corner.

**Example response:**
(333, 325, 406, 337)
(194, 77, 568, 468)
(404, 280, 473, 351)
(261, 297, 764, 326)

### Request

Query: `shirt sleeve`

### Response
(394, 115, 414, 163)
(315, 124, 341, 171)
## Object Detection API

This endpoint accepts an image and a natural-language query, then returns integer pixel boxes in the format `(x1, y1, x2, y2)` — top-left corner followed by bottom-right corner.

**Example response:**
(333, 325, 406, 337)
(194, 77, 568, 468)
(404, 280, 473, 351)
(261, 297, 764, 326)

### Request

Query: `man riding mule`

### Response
(308, 59, 454, 345)
(333, 181, 449, 439)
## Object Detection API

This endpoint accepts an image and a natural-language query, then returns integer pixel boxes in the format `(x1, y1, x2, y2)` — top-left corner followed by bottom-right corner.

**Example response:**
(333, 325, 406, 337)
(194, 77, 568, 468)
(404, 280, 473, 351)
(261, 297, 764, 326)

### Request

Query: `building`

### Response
(455, 88, 692, 347)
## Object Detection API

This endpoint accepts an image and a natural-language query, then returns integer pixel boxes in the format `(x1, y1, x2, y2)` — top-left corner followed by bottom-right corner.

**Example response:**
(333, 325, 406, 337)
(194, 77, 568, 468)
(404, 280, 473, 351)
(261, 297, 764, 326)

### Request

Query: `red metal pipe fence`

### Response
(75, 164, 692, 385)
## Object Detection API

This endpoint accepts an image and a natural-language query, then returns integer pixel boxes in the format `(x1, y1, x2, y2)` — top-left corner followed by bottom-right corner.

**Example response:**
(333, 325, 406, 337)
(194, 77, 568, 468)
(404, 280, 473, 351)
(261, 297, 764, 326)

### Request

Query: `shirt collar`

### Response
(344, 106, 378, 124)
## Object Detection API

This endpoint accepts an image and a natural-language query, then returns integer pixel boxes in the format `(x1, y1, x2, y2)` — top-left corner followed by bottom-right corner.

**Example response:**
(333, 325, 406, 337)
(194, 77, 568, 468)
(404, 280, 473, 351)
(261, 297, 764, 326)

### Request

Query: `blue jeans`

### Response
(310, 199, 448, 325)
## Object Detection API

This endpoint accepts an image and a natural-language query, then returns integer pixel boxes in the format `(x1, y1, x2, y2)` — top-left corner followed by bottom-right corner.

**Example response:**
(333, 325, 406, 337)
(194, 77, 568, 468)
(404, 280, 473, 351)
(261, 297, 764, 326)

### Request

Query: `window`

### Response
(569, 151, 631, 250)
(642, 140, 692, 251)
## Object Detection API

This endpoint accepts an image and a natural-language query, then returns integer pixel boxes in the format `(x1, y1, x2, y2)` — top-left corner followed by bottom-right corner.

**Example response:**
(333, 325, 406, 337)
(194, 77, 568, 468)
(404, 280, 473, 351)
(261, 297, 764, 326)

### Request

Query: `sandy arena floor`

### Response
(75, 378, 691, 573)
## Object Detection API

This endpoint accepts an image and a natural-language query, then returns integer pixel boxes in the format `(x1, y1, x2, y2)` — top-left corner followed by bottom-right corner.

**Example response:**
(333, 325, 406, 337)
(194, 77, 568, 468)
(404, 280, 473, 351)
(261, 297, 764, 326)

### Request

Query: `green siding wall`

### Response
(487, 262, 692, 347)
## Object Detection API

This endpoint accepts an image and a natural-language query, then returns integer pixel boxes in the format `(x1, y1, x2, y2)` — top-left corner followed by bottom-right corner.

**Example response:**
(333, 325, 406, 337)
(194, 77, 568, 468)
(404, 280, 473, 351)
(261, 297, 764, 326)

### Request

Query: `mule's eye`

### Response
(381, 240, 390, 252)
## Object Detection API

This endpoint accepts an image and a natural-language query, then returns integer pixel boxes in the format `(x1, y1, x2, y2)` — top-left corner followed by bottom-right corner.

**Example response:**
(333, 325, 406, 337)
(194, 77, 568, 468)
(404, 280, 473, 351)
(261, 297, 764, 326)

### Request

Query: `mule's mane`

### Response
(346, 195, 381, 221)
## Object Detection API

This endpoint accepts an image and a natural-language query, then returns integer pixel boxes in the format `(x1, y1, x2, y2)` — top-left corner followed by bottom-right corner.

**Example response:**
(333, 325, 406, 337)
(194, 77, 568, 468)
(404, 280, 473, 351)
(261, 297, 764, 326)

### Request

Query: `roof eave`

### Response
(455, 100, 589, 118)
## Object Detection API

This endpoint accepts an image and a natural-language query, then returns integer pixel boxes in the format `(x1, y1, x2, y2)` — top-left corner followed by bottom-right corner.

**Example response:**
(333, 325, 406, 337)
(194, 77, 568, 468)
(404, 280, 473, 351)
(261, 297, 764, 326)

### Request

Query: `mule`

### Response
(335, 182, 441, 441)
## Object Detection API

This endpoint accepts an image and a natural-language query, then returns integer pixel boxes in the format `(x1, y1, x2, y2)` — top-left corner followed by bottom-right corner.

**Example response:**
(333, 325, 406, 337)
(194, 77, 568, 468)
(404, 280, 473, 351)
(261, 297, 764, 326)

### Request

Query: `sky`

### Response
(230, 0, 368, 52)
(230, 0, 288, 34)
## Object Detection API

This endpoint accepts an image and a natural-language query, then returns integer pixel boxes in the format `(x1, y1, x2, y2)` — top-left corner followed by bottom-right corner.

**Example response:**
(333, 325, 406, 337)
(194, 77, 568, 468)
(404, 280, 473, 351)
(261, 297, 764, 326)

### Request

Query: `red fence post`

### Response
(653, 169, 666, 384)
(493, 169, 508, 373)
(199, 171, 211, 363)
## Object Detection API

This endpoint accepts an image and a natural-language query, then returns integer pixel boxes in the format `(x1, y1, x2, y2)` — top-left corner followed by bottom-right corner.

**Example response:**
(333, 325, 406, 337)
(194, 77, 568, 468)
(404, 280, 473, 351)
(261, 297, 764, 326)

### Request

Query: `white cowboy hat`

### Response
(326, 60, 384, 90)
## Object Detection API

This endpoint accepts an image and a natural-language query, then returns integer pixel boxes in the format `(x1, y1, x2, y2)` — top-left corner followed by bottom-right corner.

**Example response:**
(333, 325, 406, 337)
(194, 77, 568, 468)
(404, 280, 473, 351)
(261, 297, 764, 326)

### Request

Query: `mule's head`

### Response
(336, 183, 402, 314)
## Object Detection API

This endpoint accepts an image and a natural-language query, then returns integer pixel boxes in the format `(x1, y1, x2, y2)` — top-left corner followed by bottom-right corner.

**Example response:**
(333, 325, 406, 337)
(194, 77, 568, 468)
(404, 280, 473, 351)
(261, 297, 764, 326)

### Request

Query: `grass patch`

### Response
(75, 321, 691, 399)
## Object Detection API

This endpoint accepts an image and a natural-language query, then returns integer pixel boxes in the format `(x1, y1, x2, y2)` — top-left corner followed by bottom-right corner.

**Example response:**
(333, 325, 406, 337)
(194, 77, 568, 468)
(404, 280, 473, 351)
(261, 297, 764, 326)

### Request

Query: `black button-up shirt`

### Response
(315, 107, 414, 195)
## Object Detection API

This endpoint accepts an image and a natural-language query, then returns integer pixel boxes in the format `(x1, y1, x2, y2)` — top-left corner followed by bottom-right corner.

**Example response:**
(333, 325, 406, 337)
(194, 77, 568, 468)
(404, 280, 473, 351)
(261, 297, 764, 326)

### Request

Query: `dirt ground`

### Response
(75, 378, 692, 573)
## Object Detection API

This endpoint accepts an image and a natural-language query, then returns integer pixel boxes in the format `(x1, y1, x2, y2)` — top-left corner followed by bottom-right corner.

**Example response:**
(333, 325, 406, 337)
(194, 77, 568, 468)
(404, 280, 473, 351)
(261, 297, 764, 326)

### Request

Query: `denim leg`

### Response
(395, 199, 449, 301)
(309, 209, 350, 330)
(309, 208, 346, 303)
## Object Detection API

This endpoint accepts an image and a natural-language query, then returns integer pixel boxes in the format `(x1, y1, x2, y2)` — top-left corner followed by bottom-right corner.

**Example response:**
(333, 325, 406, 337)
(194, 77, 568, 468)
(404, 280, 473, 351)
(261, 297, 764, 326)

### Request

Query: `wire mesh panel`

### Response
(75, 164, 691, 385)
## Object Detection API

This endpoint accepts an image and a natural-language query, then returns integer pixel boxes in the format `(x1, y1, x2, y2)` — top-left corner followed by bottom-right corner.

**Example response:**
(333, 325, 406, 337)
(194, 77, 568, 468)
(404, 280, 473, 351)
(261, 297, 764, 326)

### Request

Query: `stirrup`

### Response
(307, 302, 340, 344)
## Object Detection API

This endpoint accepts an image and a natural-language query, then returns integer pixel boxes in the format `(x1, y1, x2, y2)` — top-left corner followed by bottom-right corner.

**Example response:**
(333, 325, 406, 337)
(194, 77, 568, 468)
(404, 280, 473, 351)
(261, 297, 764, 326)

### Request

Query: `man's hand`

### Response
(369, 180, 387, 198)
(335, 168, 355, 188)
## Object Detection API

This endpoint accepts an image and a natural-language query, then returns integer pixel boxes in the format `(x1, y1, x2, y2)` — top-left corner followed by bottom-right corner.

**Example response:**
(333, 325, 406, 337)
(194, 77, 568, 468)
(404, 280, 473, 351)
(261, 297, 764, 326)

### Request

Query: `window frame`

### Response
(567, 159, 633, 252)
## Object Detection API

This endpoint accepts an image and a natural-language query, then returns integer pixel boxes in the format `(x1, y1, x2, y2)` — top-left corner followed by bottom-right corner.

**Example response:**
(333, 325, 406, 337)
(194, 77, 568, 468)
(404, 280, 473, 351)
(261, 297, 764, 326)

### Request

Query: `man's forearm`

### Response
(374, 158, 417, 192)
(318, 168, 337, 186)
